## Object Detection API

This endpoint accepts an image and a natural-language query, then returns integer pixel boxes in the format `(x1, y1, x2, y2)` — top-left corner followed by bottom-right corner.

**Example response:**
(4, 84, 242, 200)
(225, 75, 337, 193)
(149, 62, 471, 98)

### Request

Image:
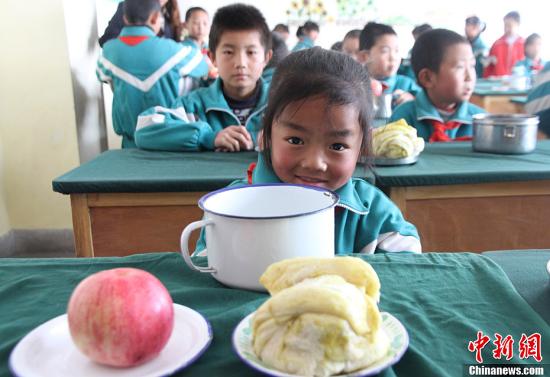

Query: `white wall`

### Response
(0, 0, 80, 232)
(0, 141, 10, 235)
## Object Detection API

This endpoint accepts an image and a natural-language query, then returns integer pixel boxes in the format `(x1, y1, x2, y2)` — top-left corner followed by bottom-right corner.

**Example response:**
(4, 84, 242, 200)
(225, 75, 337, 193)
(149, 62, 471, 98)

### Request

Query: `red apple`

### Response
(67, 268, 174, 367)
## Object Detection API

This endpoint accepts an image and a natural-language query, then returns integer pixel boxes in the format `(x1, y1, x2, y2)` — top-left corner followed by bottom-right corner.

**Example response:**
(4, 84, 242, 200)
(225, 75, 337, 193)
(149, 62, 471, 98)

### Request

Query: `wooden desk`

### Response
(375, 141, 550, 252)
(54, 150, 257, 257)
(471, 79, 528, 113)
(55, 143, 550, 256)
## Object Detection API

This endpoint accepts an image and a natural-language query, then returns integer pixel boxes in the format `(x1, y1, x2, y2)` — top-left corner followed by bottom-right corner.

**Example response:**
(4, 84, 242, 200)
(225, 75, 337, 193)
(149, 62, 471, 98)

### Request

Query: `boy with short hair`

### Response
(135, 3, 273, 152)
(291, 21, 319, 52)
(484, 11, 524, 77)
(97, 0, 206, 148)
(390, 29, 485, 142)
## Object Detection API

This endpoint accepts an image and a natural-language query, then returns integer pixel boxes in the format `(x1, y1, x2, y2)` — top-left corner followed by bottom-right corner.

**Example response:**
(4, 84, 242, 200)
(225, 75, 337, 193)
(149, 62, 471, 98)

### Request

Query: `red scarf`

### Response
(247, 163, 257, 184)
(429, 119, 472, 143)
(119, 36, 150, 46)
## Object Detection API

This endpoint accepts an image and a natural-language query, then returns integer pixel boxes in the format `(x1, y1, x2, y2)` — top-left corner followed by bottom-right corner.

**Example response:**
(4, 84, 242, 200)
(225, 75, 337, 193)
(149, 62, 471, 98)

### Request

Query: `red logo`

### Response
(519, 333, 542, 362)
(468, 331, 491, 363)
(468, 332, 542, 363)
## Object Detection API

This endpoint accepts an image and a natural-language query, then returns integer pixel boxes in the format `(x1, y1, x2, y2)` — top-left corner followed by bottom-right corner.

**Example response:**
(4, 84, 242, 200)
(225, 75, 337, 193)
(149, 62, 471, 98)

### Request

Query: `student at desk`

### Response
(97, 0, 206, 148)
(390, 29, 485, 142)
(196, 48, 421, 255)
(135, 4, 273, 152)
(358, 22, 420, 109)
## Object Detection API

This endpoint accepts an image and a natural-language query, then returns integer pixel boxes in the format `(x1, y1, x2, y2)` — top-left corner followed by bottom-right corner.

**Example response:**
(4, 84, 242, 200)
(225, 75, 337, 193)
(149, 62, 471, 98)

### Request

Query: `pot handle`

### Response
(504, 126, 516, 138)
(180, 219, 216, 273)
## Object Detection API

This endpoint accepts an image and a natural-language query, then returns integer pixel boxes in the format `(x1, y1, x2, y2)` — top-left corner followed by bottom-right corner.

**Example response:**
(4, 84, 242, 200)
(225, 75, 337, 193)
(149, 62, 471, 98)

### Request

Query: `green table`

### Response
(374, 141, 550, 252)
(1, 252, 548, 377)
(53, 142, 550, 256)
(471, 79, 528, 113)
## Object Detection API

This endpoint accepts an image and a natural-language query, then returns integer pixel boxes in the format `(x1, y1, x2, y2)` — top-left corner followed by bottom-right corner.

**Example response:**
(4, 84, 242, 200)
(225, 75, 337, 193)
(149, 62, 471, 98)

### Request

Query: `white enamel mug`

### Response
(180, 184, 338, 291)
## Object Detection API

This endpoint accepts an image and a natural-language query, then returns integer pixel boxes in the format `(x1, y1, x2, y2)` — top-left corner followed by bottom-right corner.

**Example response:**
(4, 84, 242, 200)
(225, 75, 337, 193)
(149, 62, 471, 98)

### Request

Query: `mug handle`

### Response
(180, 219, 216, 273)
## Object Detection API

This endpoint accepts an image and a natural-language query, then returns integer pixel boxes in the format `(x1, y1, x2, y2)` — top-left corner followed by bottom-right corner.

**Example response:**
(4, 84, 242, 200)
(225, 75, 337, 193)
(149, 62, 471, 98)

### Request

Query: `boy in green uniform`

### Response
(390, 29, 485, 142)
(135, 4, 272, 152)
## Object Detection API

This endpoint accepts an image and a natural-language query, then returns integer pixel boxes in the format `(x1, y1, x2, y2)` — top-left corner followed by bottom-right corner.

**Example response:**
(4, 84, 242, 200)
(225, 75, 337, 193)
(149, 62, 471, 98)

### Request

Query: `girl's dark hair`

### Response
(465, 16, 486, 33)
(411, 28, 468, 83)
(359, 22, 396, 51)
(163, 0, 183, 42)
(525, 33, 541, 47)
(184, 7, 207, 22)
(261, 47, 373, 166)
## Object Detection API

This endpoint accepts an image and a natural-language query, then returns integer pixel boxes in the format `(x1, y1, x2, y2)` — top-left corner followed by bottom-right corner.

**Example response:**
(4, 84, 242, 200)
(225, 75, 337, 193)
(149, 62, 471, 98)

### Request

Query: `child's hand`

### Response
(393, 90, 415, 106)
(214, 126, 254, 152)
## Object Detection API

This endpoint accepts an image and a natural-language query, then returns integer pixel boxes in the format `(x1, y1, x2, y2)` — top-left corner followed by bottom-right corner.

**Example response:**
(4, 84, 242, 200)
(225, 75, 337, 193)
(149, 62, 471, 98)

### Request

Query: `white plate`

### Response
(9, 304, 212, 377)
(373, 154, 419, 166)
(232, 311, 408, 377)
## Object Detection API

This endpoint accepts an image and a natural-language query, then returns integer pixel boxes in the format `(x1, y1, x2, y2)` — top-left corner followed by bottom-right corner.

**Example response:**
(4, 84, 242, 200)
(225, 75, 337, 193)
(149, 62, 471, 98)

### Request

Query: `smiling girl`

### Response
(196, 47, 421, 255)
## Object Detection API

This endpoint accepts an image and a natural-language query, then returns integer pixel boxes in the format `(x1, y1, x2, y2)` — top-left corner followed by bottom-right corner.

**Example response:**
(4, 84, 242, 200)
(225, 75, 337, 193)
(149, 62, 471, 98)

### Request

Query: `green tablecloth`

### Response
(374, 140, 550, 187)
(484, 250, 550, 324)
(53, 141, 550, 194)
(474, 79, 528, 96)
(52, 150, 258, 194)
(1, 252, 548, 376)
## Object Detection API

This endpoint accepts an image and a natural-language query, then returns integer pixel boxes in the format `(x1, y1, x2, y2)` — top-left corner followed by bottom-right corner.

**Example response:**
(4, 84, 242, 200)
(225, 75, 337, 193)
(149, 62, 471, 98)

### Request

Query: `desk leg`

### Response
(70, 194, 94, 257)
(388, 187, 407, 216)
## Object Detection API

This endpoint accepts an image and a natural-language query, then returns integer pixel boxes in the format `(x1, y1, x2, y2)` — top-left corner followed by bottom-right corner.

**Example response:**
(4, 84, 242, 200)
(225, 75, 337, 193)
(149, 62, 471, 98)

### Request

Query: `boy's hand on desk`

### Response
(214, 126, 254, 152)
(393, 90, 415, 106)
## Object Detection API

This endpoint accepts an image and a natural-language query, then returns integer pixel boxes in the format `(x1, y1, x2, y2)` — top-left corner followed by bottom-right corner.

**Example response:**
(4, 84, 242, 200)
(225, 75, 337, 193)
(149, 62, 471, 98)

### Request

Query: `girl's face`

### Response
(365, 34, 400, 79)
(465, 24, 480, 40)
(525, 38, 542, 60)
(186, 10, 210, 42)
(270, 96, 363, 191)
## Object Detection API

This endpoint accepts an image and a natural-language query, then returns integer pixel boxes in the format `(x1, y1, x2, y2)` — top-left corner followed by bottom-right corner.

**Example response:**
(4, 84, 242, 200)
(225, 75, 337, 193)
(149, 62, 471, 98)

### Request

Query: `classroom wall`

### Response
(0, 142, 10, 235)
(0, 0, 80, 233)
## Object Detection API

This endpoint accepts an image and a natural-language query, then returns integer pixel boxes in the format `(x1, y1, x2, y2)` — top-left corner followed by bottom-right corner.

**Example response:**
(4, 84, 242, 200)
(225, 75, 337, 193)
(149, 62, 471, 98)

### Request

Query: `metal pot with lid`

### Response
(472, 113, 539, 154)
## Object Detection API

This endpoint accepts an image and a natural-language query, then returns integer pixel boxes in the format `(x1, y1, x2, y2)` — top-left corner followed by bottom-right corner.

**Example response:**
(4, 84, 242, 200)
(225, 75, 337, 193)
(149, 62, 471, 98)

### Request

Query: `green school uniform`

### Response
(195, 154, 421, 255)
(389, 90, 486, 141)
(135, 78, 269, 151)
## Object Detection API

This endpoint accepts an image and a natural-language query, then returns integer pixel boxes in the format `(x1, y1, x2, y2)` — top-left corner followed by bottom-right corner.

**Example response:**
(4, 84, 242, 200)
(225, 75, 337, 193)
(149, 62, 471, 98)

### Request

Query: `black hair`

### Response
(273, 23, 290, 34)
(265, 32, 289, 69)
(465, 16, 486, 33)
(261, 47, 373, 165)
(412, 23, 432, 38)
(296, 26, 304, 38)
(504, 11, 520, 23)
(411, 28, 468, 85)
(525, 33, 541, 47)
(209, 4, 271, 56)
(344, 29, 362, 41)
(331, 41, 343, 51)
(123, 0, 160, 25)
(302, 21, 320, 33)
(184, 7, 207, 22)
(359, 22, 397, 51)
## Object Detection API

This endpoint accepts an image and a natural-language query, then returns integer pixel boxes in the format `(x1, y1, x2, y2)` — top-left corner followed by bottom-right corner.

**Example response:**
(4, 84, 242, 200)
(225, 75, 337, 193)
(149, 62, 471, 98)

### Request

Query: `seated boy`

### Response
(389, 29, 485, 142)
(97, 0, 206, 148)
(291, 21, 319, 52)
(135, 4, 273, 152)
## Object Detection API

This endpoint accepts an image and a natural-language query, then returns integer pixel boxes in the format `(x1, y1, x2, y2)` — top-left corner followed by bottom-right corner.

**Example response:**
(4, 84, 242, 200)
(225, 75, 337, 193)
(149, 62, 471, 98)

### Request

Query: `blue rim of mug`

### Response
(198, 183, 339, 220)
